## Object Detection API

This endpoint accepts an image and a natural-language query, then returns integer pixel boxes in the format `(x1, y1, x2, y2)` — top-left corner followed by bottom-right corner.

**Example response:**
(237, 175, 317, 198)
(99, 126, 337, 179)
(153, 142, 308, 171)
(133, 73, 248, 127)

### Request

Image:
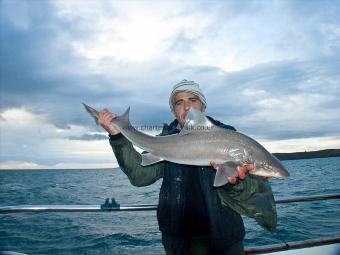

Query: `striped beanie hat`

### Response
(169, 79, 207, 111)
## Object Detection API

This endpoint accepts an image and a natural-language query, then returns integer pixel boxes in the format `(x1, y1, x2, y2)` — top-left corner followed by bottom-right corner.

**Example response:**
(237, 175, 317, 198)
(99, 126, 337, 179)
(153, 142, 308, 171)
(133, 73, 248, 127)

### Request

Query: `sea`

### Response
(0, 157, 339, 255)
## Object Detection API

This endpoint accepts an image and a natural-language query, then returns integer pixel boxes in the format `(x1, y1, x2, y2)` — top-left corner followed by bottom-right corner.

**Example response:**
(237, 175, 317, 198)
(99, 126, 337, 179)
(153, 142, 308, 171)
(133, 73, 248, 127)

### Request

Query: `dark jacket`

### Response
(109, 116, 277, 242)
(156, 117, 245, 248)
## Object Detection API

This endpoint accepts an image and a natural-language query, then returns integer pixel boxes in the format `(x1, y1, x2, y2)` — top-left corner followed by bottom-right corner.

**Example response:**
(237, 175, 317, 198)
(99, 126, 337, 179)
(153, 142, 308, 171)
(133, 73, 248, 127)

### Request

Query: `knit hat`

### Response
(169, 79, 207, 111)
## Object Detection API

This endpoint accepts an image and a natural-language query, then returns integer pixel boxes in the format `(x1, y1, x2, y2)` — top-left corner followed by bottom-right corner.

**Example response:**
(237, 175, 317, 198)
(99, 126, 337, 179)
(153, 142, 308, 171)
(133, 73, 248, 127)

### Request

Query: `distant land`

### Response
(273, 149, 340, 161)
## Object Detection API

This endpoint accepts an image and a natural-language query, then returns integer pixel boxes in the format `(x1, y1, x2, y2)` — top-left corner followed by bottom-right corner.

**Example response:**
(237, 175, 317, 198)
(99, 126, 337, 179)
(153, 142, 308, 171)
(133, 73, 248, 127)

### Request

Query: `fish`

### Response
(83, 103, 289, 187)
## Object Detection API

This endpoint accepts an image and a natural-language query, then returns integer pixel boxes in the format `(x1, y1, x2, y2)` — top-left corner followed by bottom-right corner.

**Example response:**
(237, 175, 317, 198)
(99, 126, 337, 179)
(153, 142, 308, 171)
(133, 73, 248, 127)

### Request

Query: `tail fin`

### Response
(82, 103, 100, 125)
(83, 103, 131, 130)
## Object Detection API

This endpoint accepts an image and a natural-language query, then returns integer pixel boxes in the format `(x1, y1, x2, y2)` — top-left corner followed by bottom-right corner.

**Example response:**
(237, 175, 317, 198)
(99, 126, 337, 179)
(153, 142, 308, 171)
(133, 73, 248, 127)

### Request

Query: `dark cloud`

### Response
(0, 0, 339, 143)
(67, 134, 108, 141)
(205, 57, 340, 140)
(0, 0, 128, 129)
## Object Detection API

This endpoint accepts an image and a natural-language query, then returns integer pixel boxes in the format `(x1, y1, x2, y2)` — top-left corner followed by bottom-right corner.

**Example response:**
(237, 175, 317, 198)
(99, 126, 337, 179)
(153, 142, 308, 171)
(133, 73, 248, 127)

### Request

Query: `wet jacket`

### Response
(109, 116, 277, 243)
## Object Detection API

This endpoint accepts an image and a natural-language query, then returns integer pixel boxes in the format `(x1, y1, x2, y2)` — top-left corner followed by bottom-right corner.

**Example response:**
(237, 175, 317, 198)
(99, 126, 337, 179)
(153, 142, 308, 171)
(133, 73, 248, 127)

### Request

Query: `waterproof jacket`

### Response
(109, 116, 277, 240)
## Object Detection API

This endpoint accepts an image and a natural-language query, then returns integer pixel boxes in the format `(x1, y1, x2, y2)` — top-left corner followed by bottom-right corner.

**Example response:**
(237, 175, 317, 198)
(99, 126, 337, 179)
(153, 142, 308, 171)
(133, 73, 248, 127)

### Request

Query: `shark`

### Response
(83, 103, 289, 187)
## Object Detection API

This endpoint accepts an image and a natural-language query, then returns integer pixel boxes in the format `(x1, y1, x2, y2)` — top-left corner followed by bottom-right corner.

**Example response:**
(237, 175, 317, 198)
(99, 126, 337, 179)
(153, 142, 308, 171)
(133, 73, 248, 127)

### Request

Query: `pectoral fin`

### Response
(141, 152, 164, 166)
(213, 161, 239, 187)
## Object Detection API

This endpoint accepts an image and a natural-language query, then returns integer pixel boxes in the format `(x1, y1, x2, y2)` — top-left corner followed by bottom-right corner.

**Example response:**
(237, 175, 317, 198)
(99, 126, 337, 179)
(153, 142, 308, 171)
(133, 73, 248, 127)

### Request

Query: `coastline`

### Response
(273, 149, 340, 161)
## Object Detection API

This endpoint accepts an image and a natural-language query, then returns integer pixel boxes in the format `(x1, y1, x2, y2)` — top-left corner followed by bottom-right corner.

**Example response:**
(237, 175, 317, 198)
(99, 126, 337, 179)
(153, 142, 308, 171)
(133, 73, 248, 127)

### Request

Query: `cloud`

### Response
(0, 161, 116, 170)
(67, 133, 108, 141)
(201, 57, 340, 139)
(261, 136, 340, 153)
(1, 0, 339, 169)
(0, 107, 116, 167)
(0, 161, 45, 170)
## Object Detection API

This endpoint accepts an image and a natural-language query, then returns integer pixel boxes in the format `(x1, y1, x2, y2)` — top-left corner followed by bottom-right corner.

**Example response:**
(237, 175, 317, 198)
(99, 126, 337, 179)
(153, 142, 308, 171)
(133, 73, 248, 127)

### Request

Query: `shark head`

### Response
(251, 155, 290, 178)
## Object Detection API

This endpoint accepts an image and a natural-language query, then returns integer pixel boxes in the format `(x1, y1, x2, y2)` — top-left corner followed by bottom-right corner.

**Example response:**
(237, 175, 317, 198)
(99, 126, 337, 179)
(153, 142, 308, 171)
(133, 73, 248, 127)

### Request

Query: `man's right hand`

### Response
(98, 109, 120, 135)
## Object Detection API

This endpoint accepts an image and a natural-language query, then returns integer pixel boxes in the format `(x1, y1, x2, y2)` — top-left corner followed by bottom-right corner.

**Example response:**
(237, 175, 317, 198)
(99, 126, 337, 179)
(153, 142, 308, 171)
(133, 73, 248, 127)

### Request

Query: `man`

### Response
(98, 80, 276, 255)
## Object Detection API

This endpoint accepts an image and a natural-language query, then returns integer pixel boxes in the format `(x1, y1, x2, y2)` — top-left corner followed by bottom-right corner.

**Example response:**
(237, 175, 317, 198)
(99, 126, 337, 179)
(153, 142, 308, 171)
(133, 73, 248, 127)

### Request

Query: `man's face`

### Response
(173, 91, 205, 127)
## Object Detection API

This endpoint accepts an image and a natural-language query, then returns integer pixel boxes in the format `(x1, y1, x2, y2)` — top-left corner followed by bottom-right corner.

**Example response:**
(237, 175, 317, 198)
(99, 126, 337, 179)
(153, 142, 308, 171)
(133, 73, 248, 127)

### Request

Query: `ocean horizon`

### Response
(1, 157, 339, 254)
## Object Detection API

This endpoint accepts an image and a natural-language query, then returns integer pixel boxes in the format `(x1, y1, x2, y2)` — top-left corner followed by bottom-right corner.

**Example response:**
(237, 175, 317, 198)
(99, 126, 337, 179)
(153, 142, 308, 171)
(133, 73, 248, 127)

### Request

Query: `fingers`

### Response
(210, 161, 254, 184)
(98, 109, 117, 125)
(227, 167, 246, 184)
(228, 177, 237, 184)
(210, 161, 236, 183)
(236, 166, 246, 180)
(210, 160, 218, 170)
(98, 108, 111, 119)
(97, 109, 120, 135)
(237, 164, 253, 179)
(245, 163, 254, 171)
(229, 166, 248, 184)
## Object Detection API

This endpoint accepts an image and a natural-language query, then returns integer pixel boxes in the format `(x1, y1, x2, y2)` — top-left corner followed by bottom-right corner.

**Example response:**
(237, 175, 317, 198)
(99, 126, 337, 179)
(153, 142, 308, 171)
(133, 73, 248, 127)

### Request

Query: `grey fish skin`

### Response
(83, 103, 289, 187)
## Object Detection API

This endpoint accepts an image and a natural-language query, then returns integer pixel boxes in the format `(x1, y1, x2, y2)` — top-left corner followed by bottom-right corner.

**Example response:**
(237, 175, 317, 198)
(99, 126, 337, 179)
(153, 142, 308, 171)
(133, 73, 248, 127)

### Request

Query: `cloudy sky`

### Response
(0, 0, 339, 169)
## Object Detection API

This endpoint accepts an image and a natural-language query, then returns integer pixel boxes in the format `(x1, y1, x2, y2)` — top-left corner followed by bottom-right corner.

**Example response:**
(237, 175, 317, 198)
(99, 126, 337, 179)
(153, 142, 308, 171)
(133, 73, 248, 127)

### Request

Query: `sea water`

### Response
(0, 157, 339, 254)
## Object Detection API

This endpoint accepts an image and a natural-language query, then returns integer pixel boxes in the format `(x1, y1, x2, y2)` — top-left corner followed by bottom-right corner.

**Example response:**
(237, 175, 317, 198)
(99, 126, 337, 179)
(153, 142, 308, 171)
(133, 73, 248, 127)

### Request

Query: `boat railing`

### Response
(1, 193, 339, 254)
(245, 236, 340, 254)
(0, 193, 338, 213)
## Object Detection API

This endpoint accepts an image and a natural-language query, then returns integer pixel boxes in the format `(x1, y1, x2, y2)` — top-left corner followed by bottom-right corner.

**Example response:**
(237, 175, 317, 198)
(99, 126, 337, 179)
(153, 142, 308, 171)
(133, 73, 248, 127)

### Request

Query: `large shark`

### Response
(83, 103, 289, 187)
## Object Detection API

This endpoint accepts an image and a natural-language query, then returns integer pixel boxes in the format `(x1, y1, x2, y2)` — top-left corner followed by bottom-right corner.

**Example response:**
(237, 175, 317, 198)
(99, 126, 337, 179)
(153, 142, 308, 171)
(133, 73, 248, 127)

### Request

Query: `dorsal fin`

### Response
(179, 108, 216, 135)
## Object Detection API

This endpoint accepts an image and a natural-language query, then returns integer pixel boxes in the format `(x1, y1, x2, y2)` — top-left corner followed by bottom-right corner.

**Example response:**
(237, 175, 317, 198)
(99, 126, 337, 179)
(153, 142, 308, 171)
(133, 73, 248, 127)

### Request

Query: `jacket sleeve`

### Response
(109, 134, 164, 187)
(217, 175, 277, 231)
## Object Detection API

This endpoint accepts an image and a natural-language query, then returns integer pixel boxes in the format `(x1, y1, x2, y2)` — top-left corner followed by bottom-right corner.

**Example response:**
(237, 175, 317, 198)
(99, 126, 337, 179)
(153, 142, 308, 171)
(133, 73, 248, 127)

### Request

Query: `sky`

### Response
(0, 0, 339, 169)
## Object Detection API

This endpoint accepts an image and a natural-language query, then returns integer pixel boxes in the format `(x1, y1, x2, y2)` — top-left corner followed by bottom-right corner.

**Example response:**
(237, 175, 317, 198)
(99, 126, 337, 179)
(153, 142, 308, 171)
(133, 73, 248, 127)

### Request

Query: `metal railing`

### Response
(1, 193, 339, 254)
(245, 236, 340, 254)
(0, 193, 339, 213)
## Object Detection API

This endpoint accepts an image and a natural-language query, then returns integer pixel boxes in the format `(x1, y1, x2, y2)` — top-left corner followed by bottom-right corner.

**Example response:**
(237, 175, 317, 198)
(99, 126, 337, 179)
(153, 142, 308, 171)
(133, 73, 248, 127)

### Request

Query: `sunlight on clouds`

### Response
(54, 0, 212, 63)
(0, 108, 91, 138)
(54, 0, 280, 70)
(51, 162, 116, 169)
(0, 107, 117, 169)
(0, 161, 116, 170)
(56, 0, 168, 62)
(1, 1, 339, 169)
(45, 138, 114, 161)
(261, 136, 340, 153)
(0, 161, 44, 170)
(1, 108, 46, 124)
(70, 16, 163, 62)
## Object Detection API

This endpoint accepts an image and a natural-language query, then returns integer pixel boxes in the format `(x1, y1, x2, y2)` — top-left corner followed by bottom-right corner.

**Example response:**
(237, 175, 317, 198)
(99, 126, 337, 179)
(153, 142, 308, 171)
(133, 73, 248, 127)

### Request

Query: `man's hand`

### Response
(98, 109, 120, 135)
(210, 161, 254, 184)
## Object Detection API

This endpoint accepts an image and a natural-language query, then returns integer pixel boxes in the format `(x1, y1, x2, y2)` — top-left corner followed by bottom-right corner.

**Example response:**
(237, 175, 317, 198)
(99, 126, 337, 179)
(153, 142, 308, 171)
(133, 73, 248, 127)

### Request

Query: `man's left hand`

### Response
(210, 161, 254, 184)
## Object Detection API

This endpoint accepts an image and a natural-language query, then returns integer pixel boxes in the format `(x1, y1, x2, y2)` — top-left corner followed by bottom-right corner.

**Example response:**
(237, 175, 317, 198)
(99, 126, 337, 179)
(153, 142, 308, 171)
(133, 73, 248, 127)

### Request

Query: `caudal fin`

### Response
(82, 103, 100, 125)
(83, 103, 131, 131)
